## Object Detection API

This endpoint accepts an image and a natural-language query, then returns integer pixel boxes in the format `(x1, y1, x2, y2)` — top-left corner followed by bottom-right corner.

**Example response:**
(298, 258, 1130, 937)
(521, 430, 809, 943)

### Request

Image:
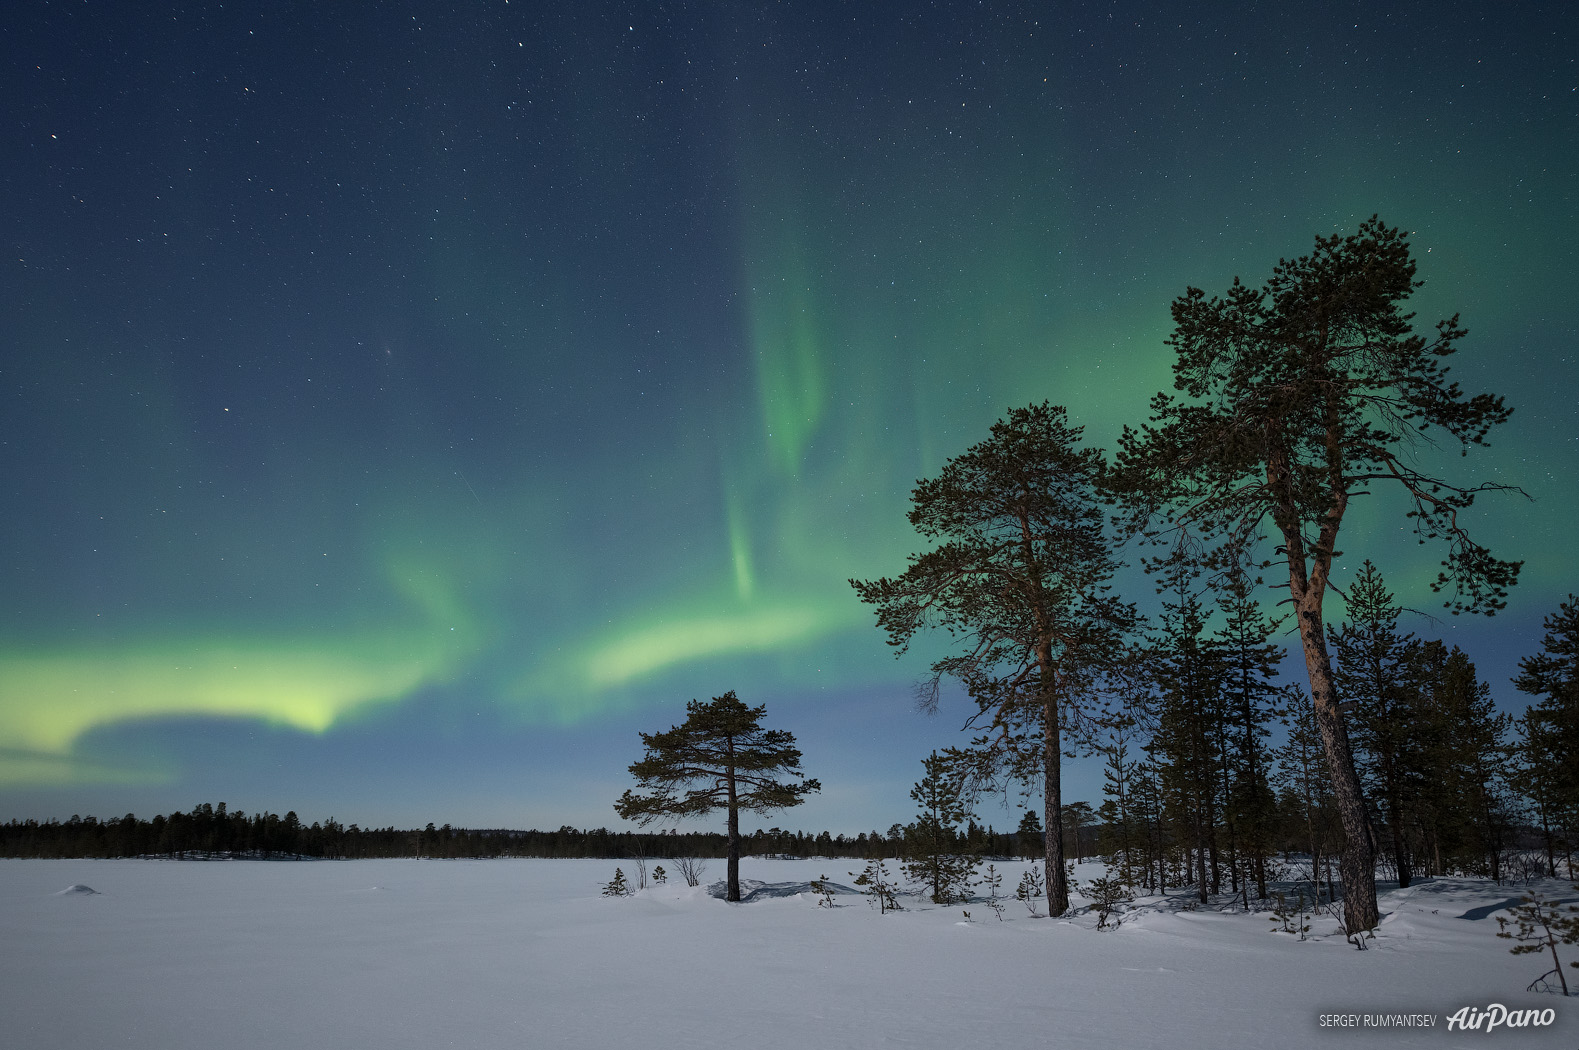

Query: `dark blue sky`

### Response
(3, 1, 1575, 832)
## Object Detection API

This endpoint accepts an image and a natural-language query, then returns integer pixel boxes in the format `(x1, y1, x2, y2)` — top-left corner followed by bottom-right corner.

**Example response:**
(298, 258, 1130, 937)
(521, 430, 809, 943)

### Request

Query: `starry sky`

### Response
(3, 1, 1575, 834)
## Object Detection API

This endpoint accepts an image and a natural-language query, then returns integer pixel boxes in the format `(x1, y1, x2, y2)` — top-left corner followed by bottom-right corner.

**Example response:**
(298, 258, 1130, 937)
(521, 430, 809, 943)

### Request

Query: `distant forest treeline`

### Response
(0, 802, 1037, 861)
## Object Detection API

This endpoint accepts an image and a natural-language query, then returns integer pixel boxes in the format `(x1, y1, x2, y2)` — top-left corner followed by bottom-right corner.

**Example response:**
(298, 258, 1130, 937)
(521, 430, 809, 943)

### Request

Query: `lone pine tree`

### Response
(1112, 217, 1521, 934)
(852, 402, 1132, 917)
(614, 692, 819, 903)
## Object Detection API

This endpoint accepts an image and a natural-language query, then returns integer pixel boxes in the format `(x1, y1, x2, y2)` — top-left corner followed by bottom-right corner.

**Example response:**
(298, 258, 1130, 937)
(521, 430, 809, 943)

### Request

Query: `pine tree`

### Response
(1511, 709, 1567, 877)
(614, 691, 820, 903)
(1411, 642, 1512, 877)
(1330, 561, 1419, 887)
(902, 752, 979, 905)
(1112, 218, 1522, 934)
(1016, 865, 1046, 916)
(1061, 801, 1096, 864)
(1270, 888, 1312, 939)
(1085, 871, 1133, 930)
(980, 864, 1006, 920)
(1147, 568, 1227, 903)
(1497, 887, 1579, 995)
(602, 867, 631, 897)
(1016, 809, 1043, 860)
(1273, 686, 1339, 905)
(1215, 573, 1283, 903)
(1096, 716, 1146, 889)
(1515, 595, 1579, 873)
(850, 858, 902, 913)
(852, 403, 1134, 917)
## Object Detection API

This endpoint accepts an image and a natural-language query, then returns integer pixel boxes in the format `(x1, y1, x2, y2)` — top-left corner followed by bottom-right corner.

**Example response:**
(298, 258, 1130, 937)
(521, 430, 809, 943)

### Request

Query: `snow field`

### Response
(1, 857, 1571, 1049)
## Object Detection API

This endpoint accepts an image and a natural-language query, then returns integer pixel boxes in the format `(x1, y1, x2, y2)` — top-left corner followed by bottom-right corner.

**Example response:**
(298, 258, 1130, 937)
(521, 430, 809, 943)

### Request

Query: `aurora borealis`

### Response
(3, 2, 1575, 831)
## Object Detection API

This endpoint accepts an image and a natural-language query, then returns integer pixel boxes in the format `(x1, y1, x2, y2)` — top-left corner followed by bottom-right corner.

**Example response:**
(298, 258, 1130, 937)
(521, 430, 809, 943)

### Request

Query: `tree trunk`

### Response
(1385, 784, 1412, 888)
(1043, 694, 1069, 916)
(1542, 810, 1555, 878)
(1294, 600, 1380, 931)
(1194, 809, 1209, 904)
(726, 751, 741, 903)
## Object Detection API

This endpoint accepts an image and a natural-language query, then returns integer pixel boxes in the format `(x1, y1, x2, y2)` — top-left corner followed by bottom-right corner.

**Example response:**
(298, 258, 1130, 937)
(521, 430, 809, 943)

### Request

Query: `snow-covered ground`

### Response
(1, 857, 1570, 1049)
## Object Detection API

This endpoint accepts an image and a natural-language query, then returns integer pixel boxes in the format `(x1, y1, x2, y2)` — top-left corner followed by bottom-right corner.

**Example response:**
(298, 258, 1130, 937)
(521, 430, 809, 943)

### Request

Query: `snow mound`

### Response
(707, 878, 858, 902)
(55, 884, 100, 896)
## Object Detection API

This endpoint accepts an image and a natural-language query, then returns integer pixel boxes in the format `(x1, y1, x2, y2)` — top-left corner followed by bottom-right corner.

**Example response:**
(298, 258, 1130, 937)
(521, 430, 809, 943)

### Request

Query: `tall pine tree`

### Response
(1329, 561, 1419, 887)
(1214, 573, 1283, 902)
(1147, 567, 1227, 903)
(1113, 218, 1522, 932)
(852, 403, 1133, 916)
(1515, 595, 1579, 873)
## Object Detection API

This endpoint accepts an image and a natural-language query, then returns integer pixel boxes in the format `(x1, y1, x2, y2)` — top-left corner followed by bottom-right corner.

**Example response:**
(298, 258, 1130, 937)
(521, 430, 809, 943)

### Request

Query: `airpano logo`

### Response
(1444, 1003, 1556, 1033)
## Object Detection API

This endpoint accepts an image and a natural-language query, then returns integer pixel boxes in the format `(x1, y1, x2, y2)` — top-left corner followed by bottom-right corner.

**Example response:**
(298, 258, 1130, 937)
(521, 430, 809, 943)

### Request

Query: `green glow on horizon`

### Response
(0, 555, 481, 786)
(0, 632, 468, 781)
(0, 747, 173, 788)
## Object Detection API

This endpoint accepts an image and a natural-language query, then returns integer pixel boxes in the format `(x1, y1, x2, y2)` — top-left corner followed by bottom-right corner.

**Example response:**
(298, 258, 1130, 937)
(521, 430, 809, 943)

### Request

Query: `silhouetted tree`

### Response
(1515, 595, 1579, 873)
(852, 402, 1133, 916)
(613, 691, 820, 902)
(1112, 217, 1521, 933)
(1330, 561, 1419, 887)
(902, 752, 978, 904)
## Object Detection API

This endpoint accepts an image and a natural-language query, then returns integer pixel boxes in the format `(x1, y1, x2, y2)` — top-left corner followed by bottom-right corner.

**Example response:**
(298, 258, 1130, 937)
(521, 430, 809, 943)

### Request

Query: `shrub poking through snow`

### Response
(1085, 873, 1132, 930)
(1016, 865, 1045, 917)
(652, 865, 667, 886)
(851, 858, 902, 913)
(1270, 889, 1311, 940)
(672, 857, 707, 887)
(1497, 887, 1579, 995)
(602, 867, 632, 897)
(810, 874, 835, 908)
(980, 864, 1005, 921)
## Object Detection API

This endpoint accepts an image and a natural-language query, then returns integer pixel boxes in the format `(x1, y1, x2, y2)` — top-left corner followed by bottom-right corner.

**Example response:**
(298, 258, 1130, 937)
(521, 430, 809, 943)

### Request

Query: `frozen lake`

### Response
(1, 857, 1568, 1048)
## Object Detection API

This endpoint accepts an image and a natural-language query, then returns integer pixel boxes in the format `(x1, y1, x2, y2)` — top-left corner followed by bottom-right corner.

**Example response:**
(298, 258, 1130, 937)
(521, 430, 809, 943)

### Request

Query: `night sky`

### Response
(4, 2, 1575, 834)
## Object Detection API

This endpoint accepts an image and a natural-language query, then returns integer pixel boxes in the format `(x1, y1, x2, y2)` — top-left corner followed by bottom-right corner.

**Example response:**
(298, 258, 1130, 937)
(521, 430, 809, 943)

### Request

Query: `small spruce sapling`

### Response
(1085, 872, 1133, 930)
(1497, 887, 1579, 995)
(652, 865, 667, 886)
(602, 867, 632, 897)
(1017, 866, 1046, 917)
(980, 864, 1005, 921)
(1270, 889, 1311, 940)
